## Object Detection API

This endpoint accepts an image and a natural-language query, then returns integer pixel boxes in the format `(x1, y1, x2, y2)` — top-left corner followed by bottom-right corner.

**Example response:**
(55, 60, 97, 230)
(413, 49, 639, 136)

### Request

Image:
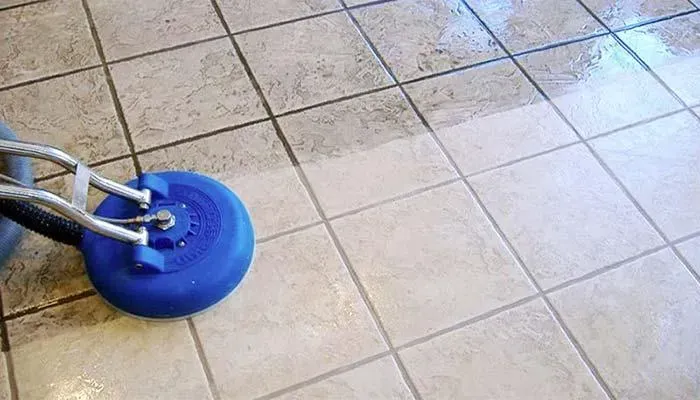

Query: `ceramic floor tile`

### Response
(400, 300, 606, 400)
(237, 13, 391, 113)
(273, 357, 412, 400)
(279, 89, 455, 216)
(333, 182, 534, 345)
(0, 68, 130, 178)
(0, 354, 9, 400)
(138, 122, 319, 239)
(0, 0, 31, 9)
(110, 38, 265, 150)
(618, 13, 700, 107)
(677, 237, 700, 274)
(582, 0, 694, 29)
(405, 60, 578, 175)
(8, 296, 212, 400)
(519, 35, 683, 137)
(468, 0, 604, 53)
(550, 249, 700, 400)
(0, 159, 135, 316)
(469, 144, 662, 288)
(591, 112, 700, 240)
(0, 0, 99, 87)
(352, 0, 503, 81)
(193, 226, 386, 400)
(219, 0, 341, 32)
(88, 0, 224, 61)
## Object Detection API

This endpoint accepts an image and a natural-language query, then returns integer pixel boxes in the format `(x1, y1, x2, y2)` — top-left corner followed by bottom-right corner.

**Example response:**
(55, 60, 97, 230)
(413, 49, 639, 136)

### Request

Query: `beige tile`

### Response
(677, 237, 700, 274)
(469, 0, 604, 53)
(591, 112, 700, 239)
(110, 38, 265, 150)
(138, 122, 318, 239)
(0, 353, 9, 400)
(519, 35, 682, 137)
(344, 0, 374, 5)
(352, 0, 503, 81)
(0, 68, 130, 178)
(274, 357, 412, 400)
(0, 0, 99, 87)
(279, 89, 455, 216)
(237, 13, 391, 113)
(469, 145, 662, 288)
(8, 296, 212, 400)
(550, 249, 700, 400)
(333, 183, 534, 344)
(219, 0, 340, 31)
(401, 299, 606, 400)
(0, 159, 135, 316)
(582, 0, 694, 29)
(193, 226, 386, 400)
(618, 13, 700, 107)
(88, 0, 224, 60)
(406, 60, 578, 175)
(0, 0, 31, 9)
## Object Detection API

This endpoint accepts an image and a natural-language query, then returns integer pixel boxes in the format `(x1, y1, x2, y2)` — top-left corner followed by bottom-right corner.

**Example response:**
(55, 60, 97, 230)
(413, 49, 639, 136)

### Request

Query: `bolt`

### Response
(156, 209, 172, 222)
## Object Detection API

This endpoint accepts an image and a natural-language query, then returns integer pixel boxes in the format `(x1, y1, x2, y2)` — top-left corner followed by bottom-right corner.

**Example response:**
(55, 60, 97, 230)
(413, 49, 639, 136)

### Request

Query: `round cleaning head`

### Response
(81, 171, 254, 319)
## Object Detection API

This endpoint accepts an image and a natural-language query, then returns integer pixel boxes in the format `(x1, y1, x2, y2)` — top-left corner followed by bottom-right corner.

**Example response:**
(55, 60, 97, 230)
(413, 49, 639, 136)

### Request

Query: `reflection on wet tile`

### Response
(469, 145, 662, 288)
(276, 357, 412, 400)
(519, 36, 682, 137)
(237, 13, 391, 113)
(582, 0, 694, 29)
(0, 0, 99, 86)
(138, 122, 319, 238)
(592, 112, 700, 240)
(110, 39, 265, 150)
(469, 0, 603, 53)
(279, 89, 455, 216)
(219, 0, 340, 31)
(401, 300, 606, 400)
(677, 237, 700, 274)
(8, 296, 212, 400)
(550, 249, 700, 400)
(406, 60, 577, 175)
(193, 226, 386, 400)
(333, 183, 534, 345)
(89, 0, 223, 60)
(353, 0, 503, 80)
(619, 13, 700, 107)
(0, 159, 135, 316)
(0, 69, 130, 178)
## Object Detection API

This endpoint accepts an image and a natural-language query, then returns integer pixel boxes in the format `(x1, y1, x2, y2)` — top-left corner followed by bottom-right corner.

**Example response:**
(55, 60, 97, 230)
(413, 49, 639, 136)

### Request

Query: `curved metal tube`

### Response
(0, 184, 147, 245)
(0, 139, 150, 206)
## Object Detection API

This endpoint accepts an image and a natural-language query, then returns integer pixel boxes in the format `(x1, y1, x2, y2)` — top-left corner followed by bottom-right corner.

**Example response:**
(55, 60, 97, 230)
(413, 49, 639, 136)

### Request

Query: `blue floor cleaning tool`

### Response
(0, 122, 254, 319)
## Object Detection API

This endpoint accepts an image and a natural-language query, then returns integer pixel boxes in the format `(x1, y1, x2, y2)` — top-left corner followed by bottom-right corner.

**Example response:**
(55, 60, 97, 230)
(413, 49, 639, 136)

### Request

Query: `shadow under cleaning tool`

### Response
(0, 122, 254, 319)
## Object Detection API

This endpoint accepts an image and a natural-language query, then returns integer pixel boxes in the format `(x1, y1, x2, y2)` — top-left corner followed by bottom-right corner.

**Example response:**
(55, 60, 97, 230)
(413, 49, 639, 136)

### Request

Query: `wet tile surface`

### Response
(406, 60, 578, 175)
(550, 249, 700, 400)
(619, 13, 700, 106)
(110, 39, 265, 150)
(401, 300, 607, 400)
(333, 183, 534, 344)
(193, 226, 386, 400)
(8, 296, 212, 400)
(468, 0, 604, 53)
(519, 35, 683, 137)
(88, 0, 224, 61)
(279, 88, 455, 216)
(0, 68, 130, 178)
(469, 145, 663, 288)
(582, 0, 695, 29)
(219, 0, 341, 32)
(138, 122, 319, 238)
(353, 0, 503, 80)
(0, 0, 99, 86)
(592, 112, 700, 240)
(237, 13, 391, 113)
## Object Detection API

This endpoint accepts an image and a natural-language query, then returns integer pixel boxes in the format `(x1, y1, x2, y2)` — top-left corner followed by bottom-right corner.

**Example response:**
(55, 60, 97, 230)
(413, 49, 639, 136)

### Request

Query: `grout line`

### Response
(4, 350, 18, 400)
(80, 0, 142, 175)
(275, 85, 397, 118)
(34, 153, 134, 183)
(3, 289, 96, 322)
(610, 8, 699, 32)
(256, 221, 325, 244)
(0, 291, 10, 351)
(107, 34, 229, 65)
(0, 65, 102, 93)
(464, 141, 581, 178)
(187, 319, 222, 400)
(0, 0, 49, 11)
(671, 230, 700, 245)
(253, 351, 392, 400)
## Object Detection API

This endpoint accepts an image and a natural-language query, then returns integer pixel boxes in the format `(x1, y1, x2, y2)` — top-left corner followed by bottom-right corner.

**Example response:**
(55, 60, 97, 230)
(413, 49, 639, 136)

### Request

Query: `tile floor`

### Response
(0, 0, 699, 399)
